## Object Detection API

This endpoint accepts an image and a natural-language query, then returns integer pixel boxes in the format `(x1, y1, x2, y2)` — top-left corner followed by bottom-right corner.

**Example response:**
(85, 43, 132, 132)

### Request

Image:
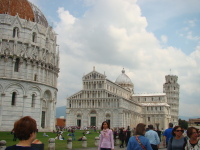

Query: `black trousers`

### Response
(151, 144, 158, 150)
(100, 148, 111, 150)
(120, 139, 124, 147)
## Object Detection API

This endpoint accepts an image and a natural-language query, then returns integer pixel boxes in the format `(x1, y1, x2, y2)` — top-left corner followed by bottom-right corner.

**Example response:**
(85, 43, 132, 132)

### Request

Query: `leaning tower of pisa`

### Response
(163, 75, 180, 125)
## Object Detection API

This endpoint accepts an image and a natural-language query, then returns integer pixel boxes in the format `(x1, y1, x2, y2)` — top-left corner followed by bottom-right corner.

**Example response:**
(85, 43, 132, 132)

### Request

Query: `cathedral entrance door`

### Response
(77, 119, 81, 127)
(106, 119, 110, 125)
(90, 117, 96, 126)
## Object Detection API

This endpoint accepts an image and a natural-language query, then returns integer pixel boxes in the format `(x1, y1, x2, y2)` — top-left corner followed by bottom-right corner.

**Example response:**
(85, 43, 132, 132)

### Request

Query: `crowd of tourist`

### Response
(98, 121, 200, 150)
(5, 116, 200, 150)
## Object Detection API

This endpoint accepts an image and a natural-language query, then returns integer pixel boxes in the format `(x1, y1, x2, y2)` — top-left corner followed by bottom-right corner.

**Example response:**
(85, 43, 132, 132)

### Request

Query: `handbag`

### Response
(135, 135, 146, 150)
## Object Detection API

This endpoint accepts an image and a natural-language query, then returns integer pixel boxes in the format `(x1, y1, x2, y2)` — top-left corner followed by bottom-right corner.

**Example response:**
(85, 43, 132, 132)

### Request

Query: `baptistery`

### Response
(0, 0, 59, 131)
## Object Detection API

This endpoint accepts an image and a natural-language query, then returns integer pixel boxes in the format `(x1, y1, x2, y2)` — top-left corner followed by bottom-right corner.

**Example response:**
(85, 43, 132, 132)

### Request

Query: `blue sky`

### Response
(30, 0, 200, 118)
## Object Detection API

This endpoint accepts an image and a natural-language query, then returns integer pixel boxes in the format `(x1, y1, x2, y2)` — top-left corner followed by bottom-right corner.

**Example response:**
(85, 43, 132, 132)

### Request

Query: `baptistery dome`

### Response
(0, 0, 48, 27)
(115, 69, 134, 93)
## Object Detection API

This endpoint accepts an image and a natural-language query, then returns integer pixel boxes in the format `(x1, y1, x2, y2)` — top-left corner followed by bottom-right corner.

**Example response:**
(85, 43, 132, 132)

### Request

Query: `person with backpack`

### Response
(127, 123, 153, 150)
(167, 126, 187, 150)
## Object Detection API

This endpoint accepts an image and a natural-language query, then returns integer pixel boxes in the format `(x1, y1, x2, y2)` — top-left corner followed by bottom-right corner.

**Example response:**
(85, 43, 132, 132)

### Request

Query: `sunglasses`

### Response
(176, 130, 184, 132)
(192, 132, 198, 134)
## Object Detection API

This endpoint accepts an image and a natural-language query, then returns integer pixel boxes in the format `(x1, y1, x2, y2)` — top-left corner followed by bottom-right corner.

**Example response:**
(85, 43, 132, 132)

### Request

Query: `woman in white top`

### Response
(185, 127, 200, 150)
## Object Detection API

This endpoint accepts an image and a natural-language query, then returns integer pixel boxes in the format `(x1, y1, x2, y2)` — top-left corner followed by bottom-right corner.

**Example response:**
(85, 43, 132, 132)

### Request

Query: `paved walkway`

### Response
(71, 147, 166, 150)
(68, 137, 167, 150)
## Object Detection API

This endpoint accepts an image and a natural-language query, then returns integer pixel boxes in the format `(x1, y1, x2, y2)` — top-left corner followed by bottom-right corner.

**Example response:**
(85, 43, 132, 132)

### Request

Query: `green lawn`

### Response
(0, 130, 100, 150)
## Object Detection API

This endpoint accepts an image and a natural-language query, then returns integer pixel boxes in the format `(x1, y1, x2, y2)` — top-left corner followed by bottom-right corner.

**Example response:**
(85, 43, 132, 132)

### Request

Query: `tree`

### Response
(178, 118, 188, 129)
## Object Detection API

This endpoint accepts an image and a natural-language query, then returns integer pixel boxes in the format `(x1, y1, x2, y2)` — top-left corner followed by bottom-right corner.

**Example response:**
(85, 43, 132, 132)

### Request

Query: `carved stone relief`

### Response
(18, 44, 28, 57)
(2, 42, 13, 56)
(31, 46, 38, 60)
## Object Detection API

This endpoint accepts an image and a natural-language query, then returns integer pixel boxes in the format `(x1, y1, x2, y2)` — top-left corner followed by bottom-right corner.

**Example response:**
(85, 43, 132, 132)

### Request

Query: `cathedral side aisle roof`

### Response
(140, 102, 170, 106)
(133, 93, 166, 96)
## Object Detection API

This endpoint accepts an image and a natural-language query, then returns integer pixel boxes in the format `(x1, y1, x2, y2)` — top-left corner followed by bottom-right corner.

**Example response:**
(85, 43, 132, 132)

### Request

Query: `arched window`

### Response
(34, 74, 38, 81)
(11, 92, 16, 105)
(148, 117, 150, 121)
(13, 27, 19, 38)
(31, 94, 36, 107)
(45, 38, 49, 47)
(14, 58, 20, 72)
(32, 32, 37, 42)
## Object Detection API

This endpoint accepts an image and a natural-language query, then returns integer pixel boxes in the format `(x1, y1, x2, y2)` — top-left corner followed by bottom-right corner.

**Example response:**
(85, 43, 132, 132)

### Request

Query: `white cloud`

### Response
(161, 35, 168, 44)
(137, 0, 200, 31)
(186, 31, 200, 41)
(54, 0, 200, 118)
(187, 19, 196, 27)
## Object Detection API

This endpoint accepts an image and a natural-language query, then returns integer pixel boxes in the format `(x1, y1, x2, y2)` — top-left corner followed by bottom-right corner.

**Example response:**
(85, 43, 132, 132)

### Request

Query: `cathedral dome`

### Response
(115, 69, 133, 85)
(0, 0, 48, 27)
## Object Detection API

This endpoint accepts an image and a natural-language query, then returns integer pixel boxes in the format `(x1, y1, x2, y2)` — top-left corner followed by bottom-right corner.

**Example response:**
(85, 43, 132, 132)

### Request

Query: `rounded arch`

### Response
(106, 114, 111, 117)
(77, 114, 81, 118)
(43, 90, 52, 100)
(4, 82, 25, 96)
(9, 89, 20, 95)
(29, 85, 42, 95)
(13, 27, 20, 38)
(30, 92, 38, 97)
(90, 110, 97, 114)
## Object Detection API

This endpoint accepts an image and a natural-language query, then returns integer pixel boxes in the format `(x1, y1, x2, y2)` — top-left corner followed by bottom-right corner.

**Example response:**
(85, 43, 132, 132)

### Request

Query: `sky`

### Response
(29, 0, 200, 119)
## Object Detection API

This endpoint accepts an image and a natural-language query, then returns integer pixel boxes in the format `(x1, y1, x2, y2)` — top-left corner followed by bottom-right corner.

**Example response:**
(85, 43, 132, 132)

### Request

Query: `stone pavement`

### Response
(68, 138, 167, 150)
(70, 144, 167, 150)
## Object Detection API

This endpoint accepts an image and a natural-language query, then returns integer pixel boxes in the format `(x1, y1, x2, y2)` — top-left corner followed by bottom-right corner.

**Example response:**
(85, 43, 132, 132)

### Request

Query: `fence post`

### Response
(67, 137, 72, 149)
(82, 136, 87, 148)
(48, 138, 55, 150)
(94, 137, 99, 147)
(116, 136, 120, 145)
(0, 140, 6, 150)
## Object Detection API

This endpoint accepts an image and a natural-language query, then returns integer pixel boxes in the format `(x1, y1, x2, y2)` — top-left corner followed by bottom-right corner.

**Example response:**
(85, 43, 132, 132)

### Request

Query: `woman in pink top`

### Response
(98, 121, 114, 150)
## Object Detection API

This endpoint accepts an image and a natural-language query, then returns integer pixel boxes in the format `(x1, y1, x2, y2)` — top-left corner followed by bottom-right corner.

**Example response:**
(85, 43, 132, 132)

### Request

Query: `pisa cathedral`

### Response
(66, 67, 180, 130)
(0, 0, 59, 131)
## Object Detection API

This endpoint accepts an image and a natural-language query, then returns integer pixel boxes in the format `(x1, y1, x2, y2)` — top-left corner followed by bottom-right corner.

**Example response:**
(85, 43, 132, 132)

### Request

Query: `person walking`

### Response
(98, 121, 114, 150)
(163, 123, 173, 148)
(119, 128, 125, 148)
(145, 124, 160, 150)
(71, 129, 75, 141)
(125, 126, 131, 147)
(5, 116, 39, 150)
(167, 125, 187, 150)
(127, 123, 153, 150)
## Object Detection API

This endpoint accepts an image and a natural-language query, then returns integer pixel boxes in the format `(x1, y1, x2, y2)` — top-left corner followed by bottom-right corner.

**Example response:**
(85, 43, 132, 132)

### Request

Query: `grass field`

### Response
(0, 130, 100, 150)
